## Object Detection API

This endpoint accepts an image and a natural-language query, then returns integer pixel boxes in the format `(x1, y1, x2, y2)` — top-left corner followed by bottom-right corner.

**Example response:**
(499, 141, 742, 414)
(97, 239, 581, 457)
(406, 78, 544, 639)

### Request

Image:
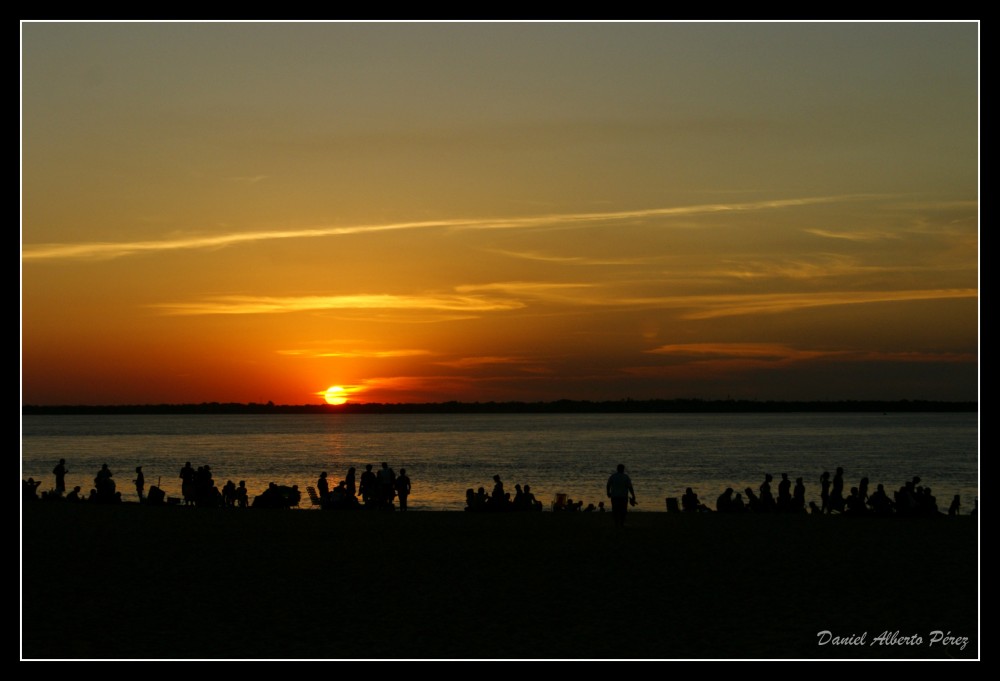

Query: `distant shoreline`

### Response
(20, 398, 978, 416)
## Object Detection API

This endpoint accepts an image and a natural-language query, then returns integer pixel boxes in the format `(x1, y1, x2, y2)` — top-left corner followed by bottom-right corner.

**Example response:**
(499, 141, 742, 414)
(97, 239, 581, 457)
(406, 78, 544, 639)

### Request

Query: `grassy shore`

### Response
(21, 502, 979, 660)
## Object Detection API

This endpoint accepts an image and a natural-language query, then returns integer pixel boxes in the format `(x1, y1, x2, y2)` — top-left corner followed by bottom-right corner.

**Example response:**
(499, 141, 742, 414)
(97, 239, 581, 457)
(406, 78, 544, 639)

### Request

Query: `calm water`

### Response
(20, 412, 979, 513)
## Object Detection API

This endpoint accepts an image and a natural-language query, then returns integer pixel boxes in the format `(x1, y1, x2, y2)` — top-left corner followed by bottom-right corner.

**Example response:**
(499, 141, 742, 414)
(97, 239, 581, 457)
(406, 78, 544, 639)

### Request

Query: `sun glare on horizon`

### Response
(323, 385, 348, 405)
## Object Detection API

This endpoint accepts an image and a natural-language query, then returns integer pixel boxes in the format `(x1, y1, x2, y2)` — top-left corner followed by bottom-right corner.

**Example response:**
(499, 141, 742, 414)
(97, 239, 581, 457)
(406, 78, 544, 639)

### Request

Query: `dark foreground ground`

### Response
(21, 503, 979, 660)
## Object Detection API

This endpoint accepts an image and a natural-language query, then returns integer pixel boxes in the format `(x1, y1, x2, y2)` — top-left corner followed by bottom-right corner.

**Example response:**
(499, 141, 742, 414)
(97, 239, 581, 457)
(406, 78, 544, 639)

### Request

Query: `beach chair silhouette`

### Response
(666, 497, 680, 513)
(306, 486, 322, 507)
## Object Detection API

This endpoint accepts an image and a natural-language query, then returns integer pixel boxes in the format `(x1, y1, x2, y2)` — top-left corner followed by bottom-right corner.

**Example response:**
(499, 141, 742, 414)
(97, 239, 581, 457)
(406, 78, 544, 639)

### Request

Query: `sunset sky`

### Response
(21, 21, 979, 405)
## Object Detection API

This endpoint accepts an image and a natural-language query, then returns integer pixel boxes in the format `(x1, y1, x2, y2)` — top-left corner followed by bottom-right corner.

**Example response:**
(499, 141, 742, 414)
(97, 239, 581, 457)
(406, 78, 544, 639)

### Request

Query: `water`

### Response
(20, 412, 979, 513)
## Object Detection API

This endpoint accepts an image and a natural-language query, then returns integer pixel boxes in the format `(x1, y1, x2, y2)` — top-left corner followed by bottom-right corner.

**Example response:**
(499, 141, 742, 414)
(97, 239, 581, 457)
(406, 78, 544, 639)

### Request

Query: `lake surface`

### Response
(20, 412, 979, 512)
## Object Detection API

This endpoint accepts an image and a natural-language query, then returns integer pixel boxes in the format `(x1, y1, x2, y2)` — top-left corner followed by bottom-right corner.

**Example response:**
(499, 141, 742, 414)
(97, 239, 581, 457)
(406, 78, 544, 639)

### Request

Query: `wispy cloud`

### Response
(711, 255, 941, 281)
(434, 355, 531, 369)
(23, 194, 881, 262)
(152, 293, 524, 316)
(645, 342, 977, 365)
(804, 228, 902, 241)
(645, 343, 838, 361)
(455, 281, 594, 294)
(194, 285, 975, 321)
(670, 288, 978, 320)
(487, 249, 663, 266)
(449, 284, 978, 319)
(629, 343, 977, 379)
(278, 348, 432, 359)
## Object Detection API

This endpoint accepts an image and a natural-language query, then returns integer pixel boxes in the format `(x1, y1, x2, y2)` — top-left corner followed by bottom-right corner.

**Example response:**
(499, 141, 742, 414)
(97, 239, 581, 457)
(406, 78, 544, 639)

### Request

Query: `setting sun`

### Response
(323, 385, 347, 405)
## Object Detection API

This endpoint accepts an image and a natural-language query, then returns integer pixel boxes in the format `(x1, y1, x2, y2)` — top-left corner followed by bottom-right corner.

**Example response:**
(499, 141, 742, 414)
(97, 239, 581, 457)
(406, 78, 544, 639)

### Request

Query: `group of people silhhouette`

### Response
(178, 461, 282, 509)
(464, 474, 544, 512)
(25, 458, 972, 522)
(702, 468, 963, 518)
(22, 459, 297, 510)
(464, 473, 620, 514)
(24, 461, 140, 505)
(317, 462, 411, 511)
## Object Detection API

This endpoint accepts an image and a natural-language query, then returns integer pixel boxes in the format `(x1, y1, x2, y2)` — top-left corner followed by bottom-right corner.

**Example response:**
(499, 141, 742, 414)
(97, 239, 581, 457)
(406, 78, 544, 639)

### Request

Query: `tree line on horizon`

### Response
(21, 398, 977, 415)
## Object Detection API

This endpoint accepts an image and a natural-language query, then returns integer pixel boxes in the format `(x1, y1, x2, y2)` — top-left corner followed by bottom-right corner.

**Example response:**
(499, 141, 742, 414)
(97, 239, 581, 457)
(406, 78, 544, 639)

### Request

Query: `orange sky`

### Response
(21, 21, 979, 405)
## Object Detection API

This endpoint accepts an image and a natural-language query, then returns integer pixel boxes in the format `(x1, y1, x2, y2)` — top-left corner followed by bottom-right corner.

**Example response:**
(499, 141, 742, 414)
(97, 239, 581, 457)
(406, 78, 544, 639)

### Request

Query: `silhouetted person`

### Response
(474, 486, 489, 509)
(377, 462, 396, 508)
(858, 476, 870, 505)
(793, 477, 806, 513)
(180, 461, 196, 506)
(194, 464, 217, 506)
(253, 482, 280, 509)
(744, 487, 761, 513)
(236, 480, 249, 509)
(328, 481, 347, 509)
(606, 464, 636, 527)
(95, 464, 115, 501)
(23, 478, 42, 501)
(830, 467, 845, 513)
(134, 466, 145, 502)
(732, 492, 746, 512)
(948, 494, 961, 517)
(844, 487, 867, 515)
(317, 471, 330, 504)
(345, 467, 357, 498)
(523, 484, 541, 511)
(895, 480, 917, 516)
(920, 487, 939, 515)
(222, 480, 237, 507)
(682, 487, 702, 512)
(490, 475, 507, 509)
(395, 468, 411, 511)
(359, 464, 377, 506)
(869, 483, 893, 515)
(808, 501, 822, 515)
(777, 473, 791, 512)
(53, 459, 68, 495)
(759, 473, 775, 512)
(820, 471, 832, 514)
(66, 485, 82, 502)
(716, 488, 734, 513)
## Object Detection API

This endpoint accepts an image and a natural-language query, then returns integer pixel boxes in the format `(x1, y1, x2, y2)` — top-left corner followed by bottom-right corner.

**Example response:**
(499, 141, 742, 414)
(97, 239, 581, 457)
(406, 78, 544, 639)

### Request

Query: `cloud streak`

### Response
(277, 348, 432, 359)
(23, 194, 882, 262)
(804, 228, 903, 242)
(487, 249, 664, 266)
(153, 293, 524, 316)
(153, 286, 978, 320)
(434, 355, 533, 369)
(669, 288, 978, 320)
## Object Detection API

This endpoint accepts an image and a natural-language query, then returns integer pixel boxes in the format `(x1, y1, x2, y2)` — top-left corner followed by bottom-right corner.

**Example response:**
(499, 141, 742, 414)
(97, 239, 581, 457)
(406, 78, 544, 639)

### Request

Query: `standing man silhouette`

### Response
(606, 464, 636, 527)
(53, 458, 68, 495)
(134, 466, 145, 502)
(395, 468, 411, 511)
(317, 471, 330, 505)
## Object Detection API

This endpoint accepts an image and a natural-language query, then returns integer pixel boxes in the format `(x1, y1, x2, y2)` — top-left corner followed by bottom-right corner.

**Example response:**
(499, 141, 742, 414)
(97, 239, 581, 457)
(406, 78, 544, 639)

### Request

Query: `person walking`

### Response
(606, 464, 636, 527)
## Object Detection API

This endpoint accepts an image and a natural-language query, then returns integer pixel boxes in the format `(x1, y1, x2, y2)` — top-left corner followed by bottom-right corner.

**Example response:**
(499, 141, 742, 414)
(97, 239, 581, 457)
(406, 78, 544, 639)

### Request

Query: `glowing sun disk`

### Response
(324, 385, 347, 405)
